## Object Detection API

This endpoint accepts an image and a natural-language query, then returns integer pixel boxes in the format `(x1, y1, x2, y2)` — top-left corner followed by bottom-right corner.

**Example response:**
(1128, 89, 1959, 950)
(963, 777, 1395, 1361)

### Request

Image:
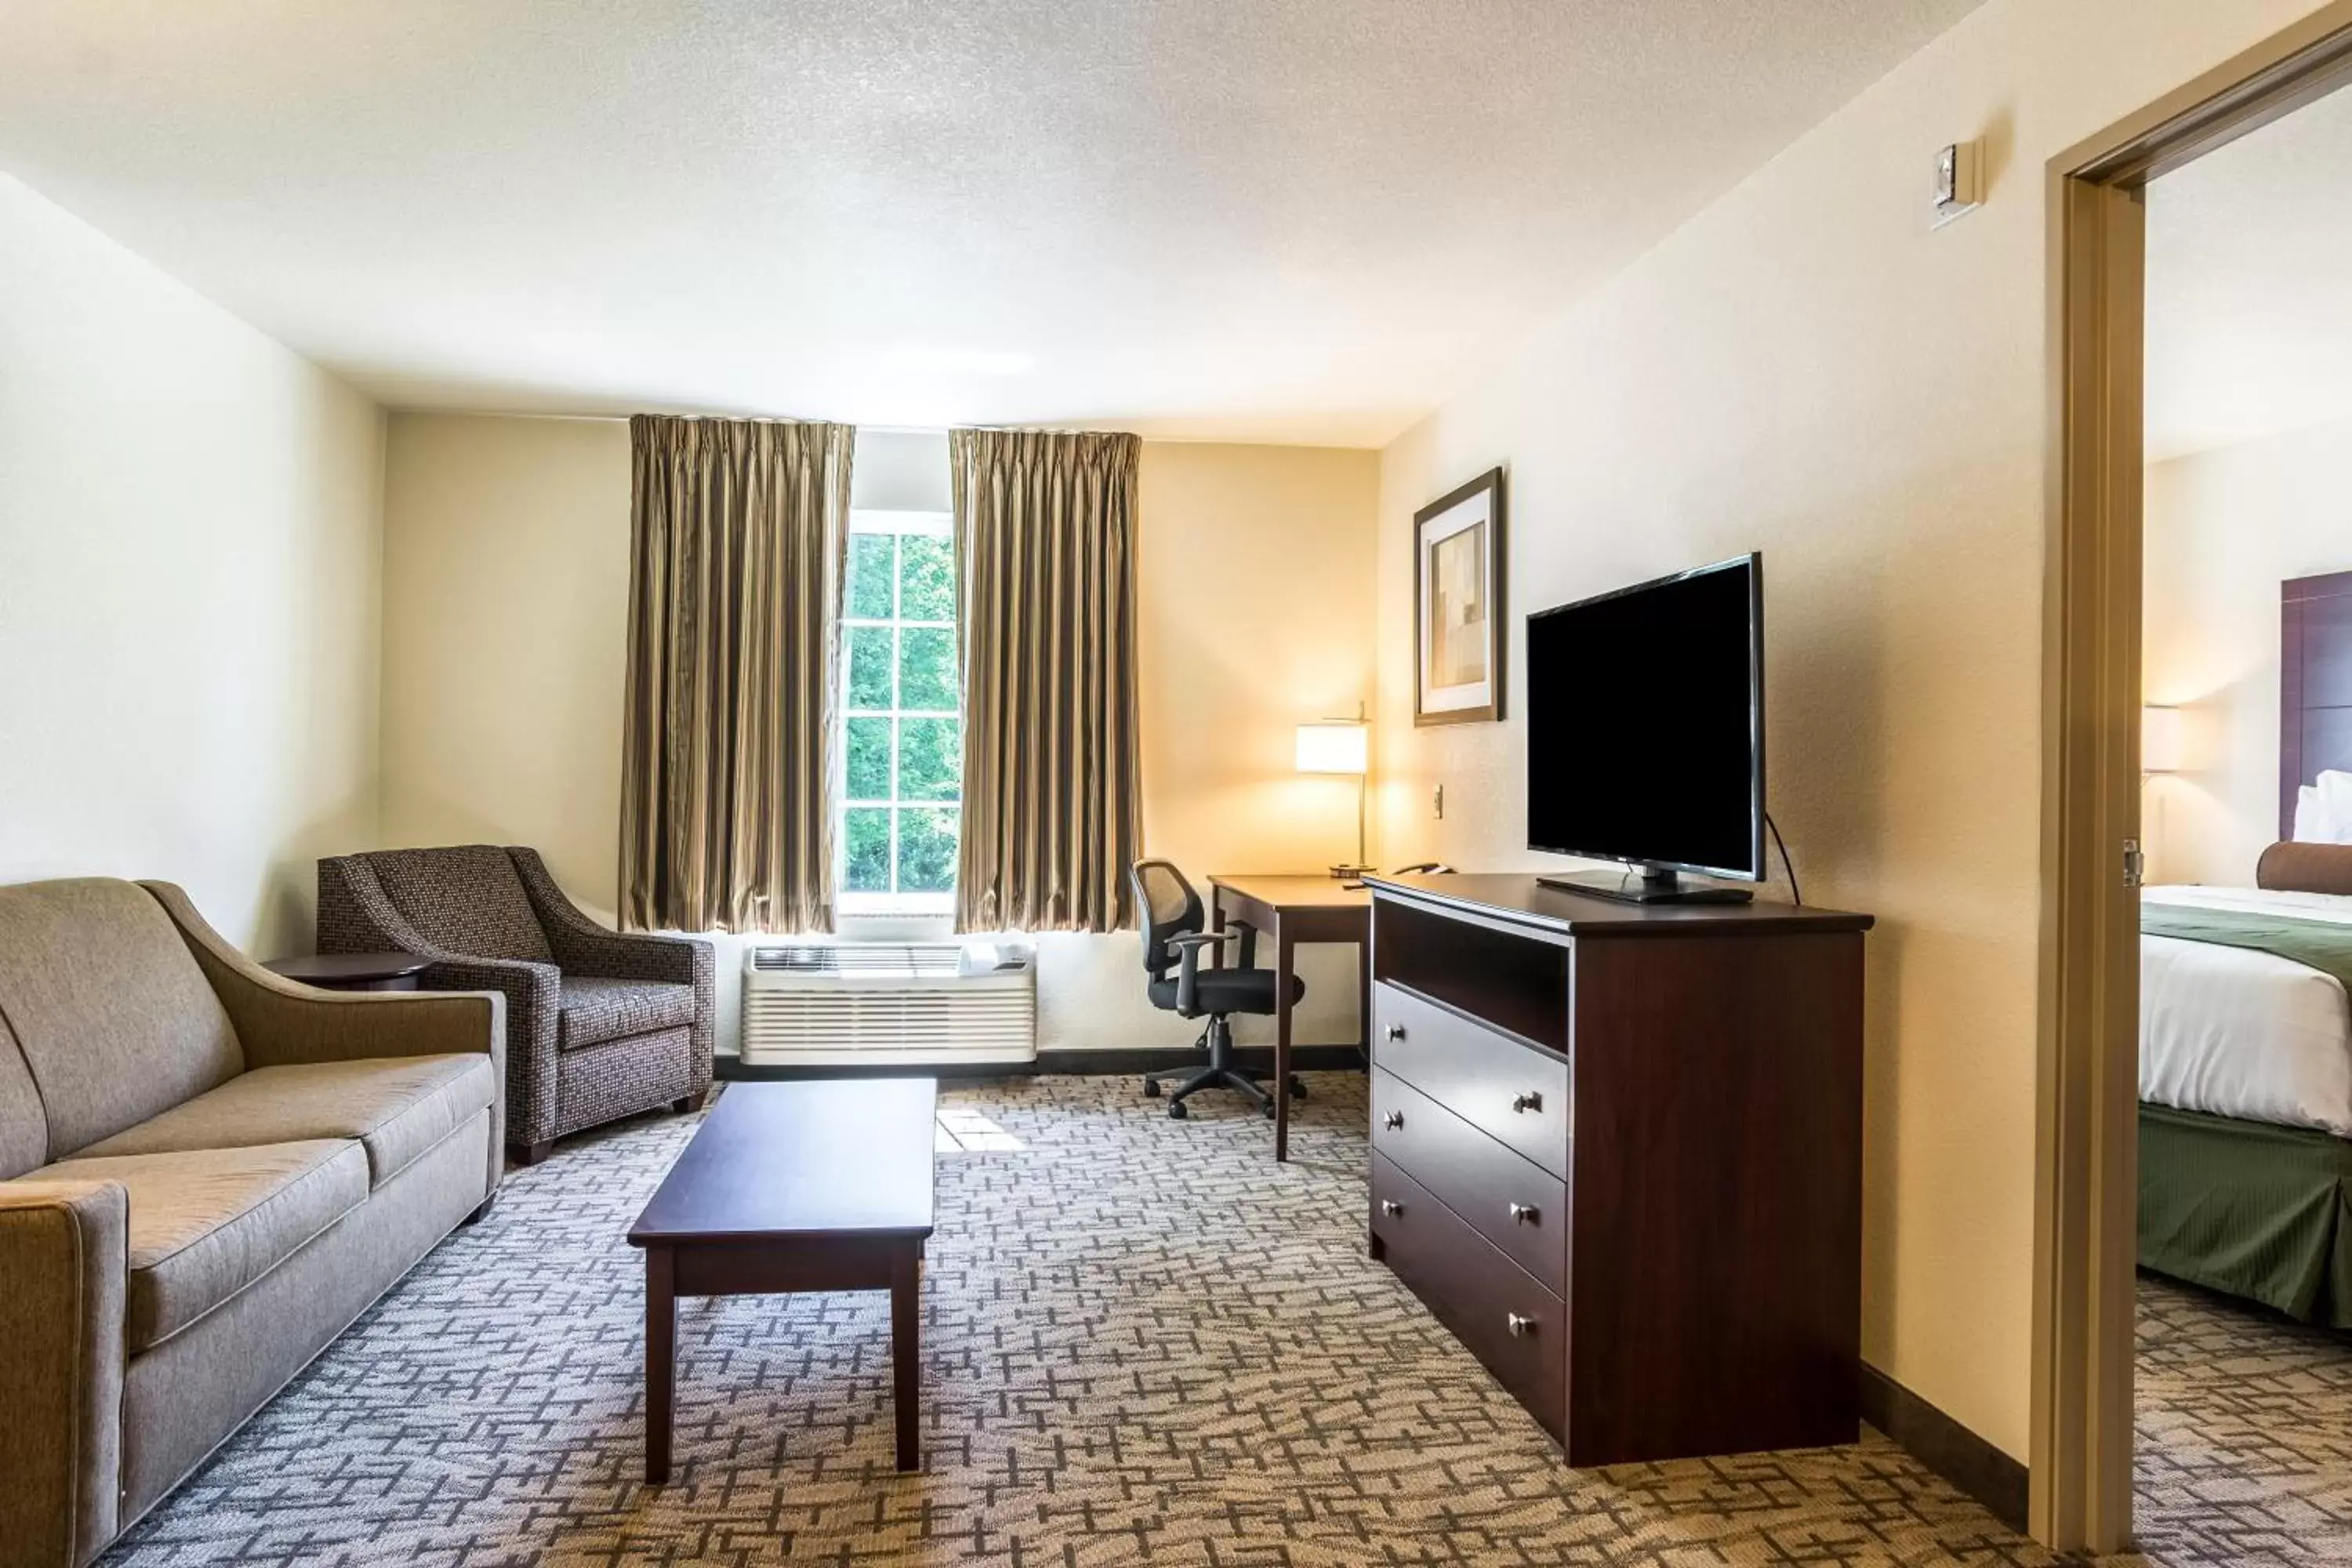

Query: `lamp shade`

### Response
(2142, 706, 2183, 773)
(1295, 721, 1368, 775)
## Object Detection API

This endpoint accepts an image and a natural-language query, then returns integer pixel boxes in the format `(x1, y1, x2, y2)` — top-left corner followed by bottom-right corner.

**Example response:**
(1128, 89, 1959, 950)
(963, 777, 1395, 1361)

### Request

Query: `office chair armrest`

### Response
(1224, 918, 1259, 969)
(1167, 931, 1235, 1016)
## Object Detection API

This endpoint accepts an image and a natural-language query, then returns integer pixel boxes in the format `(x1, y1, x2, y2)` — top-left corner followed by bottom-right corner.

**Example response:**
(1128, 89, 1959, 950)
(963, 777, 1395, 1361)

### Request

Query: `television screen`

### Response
(1524, 554, 1763, 880)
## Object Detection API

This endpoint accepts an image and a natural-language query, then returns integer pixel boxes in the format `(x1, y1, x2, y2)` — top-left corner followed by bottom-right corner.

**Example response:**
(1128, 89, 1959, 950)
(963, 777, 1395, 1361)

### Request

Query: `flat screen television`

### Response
(1524, 553, 1763, 904)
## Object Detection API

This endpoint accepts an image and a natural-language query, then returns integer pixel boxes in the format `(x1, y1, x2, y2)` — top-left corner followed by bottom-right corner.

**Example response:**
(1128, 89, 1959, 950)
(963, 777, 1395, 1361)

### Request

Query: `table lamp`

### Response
(1296, 713, 1370, 878)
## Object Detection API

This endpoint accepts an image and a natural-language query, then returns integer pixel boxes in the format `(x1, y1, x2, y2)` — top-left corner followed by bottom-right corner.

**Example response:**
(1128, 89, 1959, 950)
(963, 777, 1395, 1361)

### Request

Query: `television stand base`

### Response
(1536, 869, 1754, 906)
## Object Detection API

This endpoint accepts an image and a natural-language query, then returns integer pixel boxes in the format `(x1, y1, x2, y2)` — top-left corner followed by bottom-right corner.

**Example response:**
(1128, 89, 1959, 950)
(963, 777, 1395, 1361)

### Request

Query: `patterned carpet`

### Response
(95, 1070, 2339, 1566)
(2135, 1276, 2352, 1566)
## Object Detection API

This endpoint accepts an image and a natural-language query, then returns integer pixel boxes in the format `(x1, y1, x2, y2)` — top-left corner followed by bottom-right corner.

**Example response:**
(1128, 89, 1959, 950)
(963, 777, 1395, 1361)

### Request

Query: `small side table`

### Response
(263, 952, 431, 993)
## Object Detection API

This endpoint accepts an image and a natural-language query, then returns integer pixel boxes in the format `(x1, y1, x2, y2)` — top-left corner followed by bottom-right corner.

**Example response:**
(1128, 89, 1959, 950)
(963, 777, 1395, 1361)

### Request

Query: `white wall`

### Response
(0, 170, 385, 955)
(1371, 0, 2340, 1462)
(377, 415, 1380, 1054)
(2144, 412, 2352, 885)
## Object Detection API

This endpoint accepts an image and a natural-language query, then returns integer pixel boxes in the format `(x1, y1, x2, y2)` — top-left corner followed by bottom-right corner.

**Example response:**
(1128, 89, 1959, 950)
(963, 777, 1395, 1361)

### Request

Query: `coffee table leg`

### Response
(645, 1243, 674, 1485)
(891, 1244, 921, 1472)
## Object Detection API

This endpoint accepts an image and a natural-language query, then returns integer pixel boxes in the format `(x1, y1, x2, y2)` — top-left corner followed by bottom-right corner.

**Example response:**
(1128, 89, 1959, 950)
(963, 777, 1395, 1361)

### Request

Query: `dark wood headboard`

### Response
(2281, 569, 2352, 837)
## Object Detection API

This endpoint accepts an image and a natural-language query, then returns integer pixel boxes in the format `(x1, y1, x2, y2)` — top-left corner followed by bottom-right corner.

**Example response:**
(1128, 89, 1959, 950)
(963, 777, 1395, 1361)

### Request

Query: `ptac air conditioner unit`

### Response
(739, 942, 1036, 1067)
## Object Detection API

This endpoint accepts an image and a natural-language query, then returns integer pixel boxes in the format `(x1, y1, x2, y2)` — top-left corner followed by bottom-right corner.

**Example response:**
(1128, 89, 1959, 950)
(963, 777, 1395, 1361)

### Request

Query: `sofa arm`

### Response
(0, 1179, 127, 1568)
(140, 882, 508, 1069)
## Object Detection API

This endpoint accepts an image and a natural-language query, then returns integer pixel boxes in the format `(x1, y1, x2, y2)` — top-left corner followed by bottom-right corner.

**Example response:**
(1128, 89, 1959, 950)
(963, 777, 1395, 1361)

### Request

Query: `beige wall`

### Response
(0, 170, 384, 956)
(1372, 0, 2340, 1462)
(376, 415, 1380, 1052)
(2144, 412, 2352, 886)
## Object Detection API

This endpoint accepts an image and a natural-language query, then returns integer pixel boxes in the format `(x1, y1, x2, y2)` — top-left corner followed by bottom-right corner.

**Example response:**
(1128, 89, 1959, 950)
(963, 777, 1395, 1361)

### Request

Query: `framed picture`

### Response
(1414, 466, 1505, 726)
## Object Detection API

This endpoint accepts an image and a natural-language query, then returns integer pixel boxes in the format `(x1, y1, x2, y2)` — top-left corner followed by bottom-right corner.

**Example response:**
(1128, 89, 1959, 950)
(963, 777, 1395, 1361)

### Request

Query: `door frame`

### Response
(2035, 5, 2352, 1552)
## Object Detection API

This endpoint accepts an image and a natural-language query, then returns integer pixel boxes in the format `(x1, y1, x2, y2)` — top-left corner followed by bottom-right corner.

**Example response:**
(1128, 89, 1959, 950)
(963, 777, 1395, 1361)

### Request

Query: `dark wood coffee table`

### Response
(626, 1078, 938, 1484)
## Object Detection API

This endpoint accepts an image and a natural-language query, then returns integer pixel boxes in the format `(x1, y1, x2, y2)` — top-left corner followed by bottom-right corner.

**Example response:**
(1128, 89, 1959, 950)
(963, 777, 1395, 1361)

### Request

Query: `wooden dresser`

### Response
(1363, 872, 1874, 1465)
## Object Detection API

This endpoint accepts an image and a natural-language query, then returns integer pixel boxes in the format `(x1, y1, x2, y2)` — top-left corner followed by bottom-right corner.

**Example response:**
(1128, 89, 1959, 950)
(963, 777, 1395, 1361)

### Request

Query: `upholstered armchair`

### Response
(316, 846, 713, 1163)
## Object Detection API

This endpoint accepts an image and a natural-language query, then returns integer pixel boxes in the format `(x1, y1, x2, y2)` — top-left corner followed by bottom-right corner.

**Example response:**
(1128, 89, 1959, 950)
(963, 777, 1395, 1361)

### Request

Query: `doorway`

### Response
(2040, 5, 2352, 1555)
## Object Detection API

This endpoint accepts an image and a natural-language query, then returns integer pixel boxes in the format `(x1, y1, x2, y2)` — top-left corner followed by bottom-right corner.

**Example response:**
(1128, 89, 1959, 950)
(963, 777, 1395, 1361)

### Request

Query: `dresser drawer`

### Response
(1370, 1151, 1566, 1440)
(1370, 1067, 1566, 1295)
(1372, 981, 1570, 1179)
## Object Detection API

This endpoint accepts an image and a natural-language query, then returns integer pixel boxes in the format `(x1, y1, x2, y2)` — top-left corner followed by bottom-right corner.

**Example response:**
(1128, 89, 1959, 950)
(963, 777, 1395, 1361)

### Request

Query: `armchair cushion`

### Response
(76, 1055, 497, 1188)
(361, 846, 553, 963)
(33, 1140, 368, 1351)
(558, 977, 698, 1051)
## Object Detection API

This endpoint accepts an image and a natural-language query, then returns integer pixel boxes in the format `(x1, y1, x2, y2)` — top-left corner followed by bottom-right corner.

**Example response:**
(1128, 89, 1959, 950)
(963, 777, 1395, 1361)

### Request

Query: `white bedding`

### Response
(2141, 885, 2352, 1136)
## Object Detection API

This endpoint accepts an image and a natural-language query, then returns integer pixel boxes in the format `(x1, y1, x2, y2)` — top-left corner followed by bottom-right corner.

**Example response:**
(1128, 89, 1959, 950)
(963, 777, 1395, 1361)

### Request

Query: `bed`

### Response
(2138, 568, 2352, 1324)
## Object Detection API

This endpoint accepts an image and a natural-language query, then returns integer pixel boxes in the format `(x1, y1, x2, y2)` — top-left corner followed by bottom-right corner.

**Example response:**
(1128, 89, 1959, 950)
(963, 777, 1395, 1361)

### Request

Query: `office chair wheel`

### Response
(1287, 1076, 1308, 1101)
(1142, 1076, 1161, 1098)
(1261, 1098, 1276, 1119)
(1167, 1100, 1189, 1120)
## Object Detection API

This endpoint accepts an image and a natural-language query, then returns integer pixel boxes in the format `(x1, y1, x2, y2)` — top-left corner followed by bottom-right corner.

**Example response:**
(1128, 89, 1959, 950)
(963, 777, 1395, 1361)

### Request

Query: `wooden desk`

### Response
(1208, 875, 1371, 1162)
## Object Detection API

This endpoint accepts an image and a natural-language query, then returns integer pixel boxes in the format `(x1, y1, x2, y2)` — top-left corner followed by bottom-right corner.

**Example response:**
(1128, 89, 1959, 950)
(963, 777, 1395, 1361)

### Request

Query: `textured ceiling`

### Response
(0, 0, 1984, 444)
(2147, 82, 2352, 463)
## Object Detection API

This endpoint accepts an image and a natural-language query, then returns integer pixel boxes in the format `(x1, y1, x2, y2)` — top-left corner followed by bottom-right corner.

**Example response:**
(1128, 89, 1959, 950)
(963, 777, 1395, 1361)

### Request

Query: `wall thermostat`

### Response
(1933, 140, 1984, 229)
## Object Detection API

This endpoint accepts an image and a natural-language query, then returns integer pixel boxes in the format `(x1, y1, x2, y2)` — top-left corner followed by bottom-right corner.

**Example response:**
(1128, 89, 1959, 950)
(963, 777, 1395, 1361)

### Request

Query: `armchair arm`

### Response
(509, 848, 714, 1103)
(0, 1178, 127, 1568)
(508, 848, 702, 983)
(1167, 931, 1236, 1017)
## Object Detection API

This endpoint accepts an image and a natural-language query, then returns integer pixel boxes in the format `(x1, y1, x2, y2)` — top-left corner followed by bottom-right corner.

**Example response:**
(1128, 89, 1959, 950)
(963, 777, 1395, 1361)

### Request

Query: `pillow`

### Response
(2257, 840, 2352, 895)
(2293, 774, 2352, 844)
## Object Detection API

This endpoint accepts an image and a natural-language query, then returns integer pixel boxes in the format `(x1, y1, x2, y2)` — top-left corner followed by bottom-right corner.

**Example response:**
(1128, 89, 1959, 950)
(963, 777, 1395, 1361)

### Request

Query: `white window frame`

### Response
(838, 508, 959, 916)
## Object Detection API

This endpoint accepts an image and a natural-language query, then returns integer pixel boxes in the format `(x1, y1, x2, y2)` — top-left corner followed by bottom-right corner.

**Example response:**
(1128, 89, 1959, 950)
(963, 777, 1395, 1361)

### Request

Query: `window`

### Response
(840, 510, 959, 913)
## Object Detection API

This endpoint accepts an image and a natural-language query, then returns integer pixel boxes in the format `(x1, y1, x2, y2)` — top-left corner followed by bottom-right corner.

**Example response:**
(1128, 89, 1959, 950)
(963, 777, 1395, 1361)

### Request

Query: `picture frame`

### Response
(1414, 466, 1506, 726)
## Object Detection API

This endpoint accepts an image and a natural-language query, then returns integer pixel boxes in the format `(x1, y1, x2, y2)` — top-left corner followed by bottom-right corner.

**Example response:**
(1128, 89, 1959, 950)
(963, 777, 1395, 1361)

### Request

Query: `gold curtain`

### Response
(621, 416, 854, 934)
(949, 428, 1142, 934)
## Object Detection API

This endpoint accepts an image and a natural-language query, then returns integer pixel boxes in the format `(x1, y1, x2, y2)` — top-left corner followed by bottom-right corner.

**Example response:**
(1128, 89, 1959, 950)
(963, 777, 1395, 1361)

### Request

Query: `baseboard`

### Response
(716, 1044, 1366, 1081)
(1857, 1363, 2029, 1533)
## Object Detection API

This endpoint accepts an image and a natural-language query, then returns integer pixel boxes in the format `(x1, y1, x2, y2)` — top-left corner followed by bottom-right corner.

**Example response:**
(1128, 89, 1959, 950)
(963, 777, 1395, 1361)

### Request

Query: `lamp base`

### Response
(1329, 862, 1374, 880)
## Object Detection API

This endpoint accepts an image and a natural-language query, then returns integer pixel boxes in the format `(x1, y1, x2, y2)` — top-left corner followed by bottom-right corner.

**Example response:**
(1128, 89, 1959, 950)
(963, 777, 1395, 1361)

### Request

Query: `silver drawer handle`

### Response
(1385, 1024, 1406, 1042)
(1382, 1110, 1404, 1131)
(1508, 1203, 1538, 1226)
(1507, 1312, 1536, 1338)
(1380, 1199, 1404, 1217)
(1511, 1090, 1544, 1114)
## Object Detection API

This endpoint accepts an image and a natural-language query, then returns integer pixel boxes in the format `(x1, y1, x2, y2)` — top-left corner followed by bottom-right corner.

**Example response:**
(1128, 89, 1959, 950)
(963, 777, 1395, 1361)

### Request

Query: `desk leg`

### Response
(891, 1244, 923, 1472)
(644, 1244, 674, 1485)
(1357, 924, 1372, 1055)
(1275, 920, 1295, 1162)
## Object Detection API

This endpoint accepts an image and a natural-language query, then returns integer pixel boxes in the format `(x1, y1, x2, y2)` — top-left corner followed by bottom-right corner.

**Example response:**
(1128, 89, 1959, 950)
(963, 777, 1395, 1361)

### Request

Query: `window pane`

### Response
(848, 532, 895, 620)
(848, 625, 895, 710)
(845, 717, 891, 801)
(844, 808, 892, 892)
(897, 807, 958, 893)
(899, 533, 956, 622)
(899, 626, 957, 713)
(898, 717, 960, 801)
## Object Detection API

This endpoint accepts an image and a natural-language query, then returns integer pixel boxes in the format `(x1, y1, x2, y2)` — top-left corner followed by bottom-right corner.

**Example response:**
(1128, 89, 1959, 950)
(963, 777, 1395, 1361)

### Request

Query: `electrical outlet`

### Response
(1432, 782, 1445, 820)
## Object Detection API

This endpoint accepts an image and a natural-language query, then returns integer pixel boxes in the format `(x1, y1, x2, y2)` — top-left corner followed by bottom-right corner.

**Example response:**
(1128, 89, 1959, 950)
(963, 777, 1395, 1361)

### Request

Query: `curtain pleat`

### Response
(620, 415, 853, 934)
(950, 428, 1142, 934)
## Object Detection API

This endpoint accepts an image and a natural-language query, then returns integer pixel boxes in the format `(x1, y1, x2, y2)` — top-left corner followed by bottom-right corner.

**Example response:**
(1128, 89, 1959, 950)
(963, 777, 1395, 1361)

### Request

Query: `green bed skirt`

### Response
(2140, 1102, 2352, 1326)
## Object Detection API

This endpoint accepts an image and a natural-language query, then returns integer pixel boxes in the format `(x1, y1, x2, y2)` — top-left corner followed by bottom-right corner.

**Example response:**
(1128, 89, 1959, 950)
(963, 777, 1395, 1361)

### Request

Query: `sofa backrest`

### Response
(0, 1014, 46, 1181)
(362, 845, 552, 962)
(0, 878, 244, 1166)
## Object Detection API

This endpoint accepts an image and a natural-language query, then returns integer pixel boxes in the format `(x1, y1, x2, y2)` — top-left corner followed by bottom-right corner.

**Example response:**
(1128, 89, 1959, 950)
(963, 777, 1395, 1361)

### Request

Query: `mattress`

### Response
(2141, 885, 2352, 1137)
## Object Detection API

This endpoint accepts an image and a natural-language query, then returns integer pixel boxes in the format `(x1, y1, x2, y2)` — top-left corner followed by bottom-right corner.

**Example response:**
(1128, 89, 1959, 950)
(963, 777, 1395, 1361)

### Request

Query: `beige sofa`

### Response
(0, 878, 506, 1568)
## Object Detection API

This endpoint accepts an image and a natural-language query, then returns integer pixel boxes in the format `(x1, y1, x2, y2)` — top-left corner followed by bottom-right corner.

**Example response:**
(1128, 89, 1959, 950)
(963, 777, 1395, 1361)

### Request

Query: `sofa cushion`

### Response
(0, 1015, 47, 1181)
(364, 846, 552, 962)
(558, 977, 697, 1051)
(76, 1055, 496, 1187)
(34, 1140, 368, 1351)
(0, 879, 242, 1162)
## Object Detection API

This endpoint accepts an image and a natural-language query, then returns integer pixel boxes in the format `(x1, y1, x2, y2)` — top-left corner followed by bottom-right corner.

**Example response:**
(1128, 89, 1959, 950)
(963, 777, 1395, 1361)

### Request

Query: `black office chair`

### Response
(1131, 858, 1306, 1119)
(1392, 862, 1454, 875)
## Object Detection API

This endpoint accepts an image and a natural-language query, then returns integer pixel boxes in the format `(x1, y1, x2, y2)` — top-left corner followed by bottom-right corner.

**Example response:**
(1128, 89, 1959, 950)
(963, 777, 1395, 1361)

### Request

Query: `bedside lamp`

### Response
(1297, 716, 1370, 878)
(2143, 706, 2183, 775)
